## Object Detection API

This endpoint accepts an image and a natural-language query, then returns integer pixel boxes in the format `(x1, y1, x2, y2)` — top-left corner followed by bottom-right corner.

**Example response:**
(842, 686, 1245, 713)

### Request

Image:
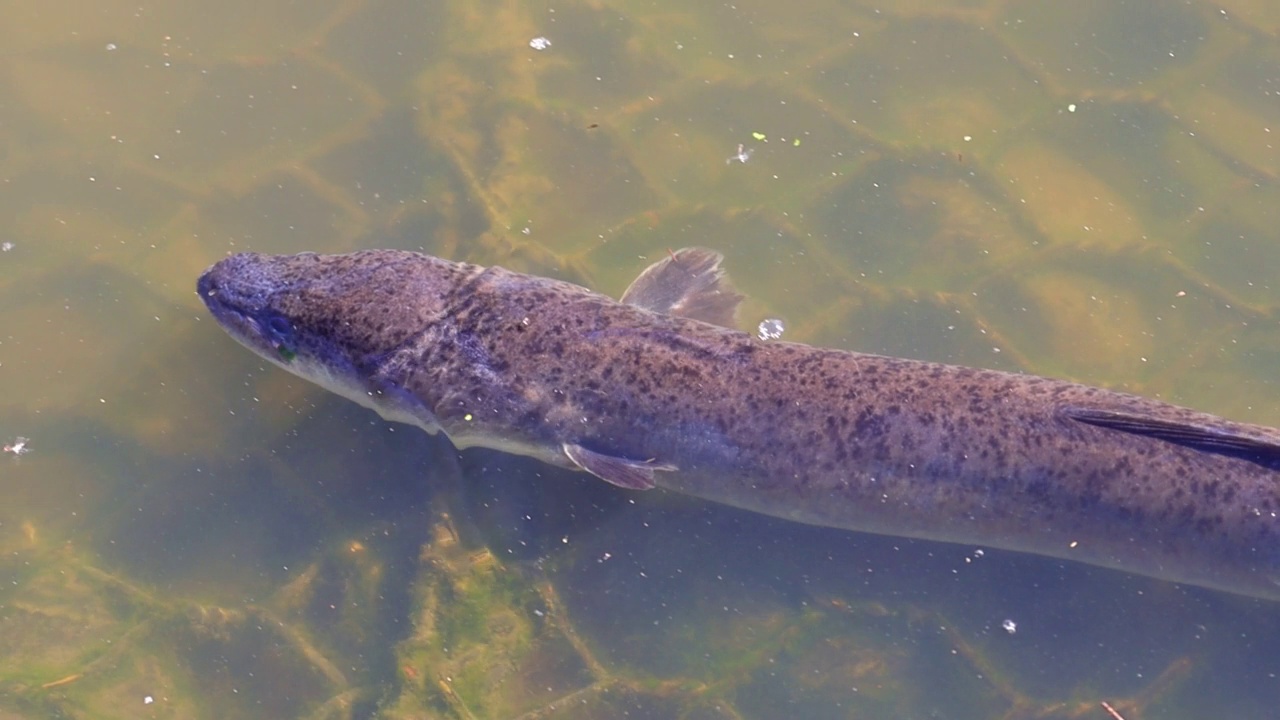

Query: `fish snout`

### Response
(196, 267, 218, 302)
(196, 253, 279, 315)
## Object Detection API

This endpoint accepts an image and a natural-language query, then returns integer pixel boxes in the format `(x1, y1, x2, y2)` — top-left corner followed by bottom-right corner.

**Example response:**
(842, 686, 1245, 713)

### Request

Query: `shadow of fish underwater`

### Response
(197, 248, 1280, 601)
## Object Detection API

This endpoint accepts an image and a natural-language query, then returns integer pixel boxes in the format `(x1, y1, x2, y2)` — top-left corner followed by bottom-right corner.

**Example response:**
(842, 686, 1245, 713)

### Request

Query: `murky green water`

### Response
(2, 0, 1279, 717)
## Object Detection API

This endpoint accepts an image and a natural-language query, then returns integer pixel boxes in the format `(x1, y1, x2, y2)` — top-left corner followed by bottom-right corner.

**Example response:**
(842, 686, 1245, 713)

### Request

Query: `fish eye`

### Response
(264, 315, 297, 362)
(268, 315, 293, 336)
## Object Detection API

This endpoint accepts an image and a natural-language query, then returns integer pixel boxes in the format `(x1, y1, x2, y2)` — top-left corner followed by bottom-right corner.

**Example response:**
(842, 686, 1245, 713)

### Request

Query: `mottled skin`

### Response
(198, 250, 1280, 601)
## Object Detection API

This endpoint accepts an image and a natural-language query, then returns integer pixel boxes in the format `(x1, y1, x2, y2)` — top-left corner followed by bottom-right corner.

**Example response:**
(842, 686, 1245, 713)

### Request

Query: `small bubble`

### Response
(757, 318, 785, 341)
(105, 42, 118, 51)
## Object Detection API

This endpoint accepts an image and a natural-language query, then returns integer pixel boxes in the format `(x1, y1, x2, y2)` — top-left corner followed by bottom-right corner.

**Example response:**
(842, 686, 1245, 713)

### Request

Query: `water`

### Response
(1, 0, 1278, 717)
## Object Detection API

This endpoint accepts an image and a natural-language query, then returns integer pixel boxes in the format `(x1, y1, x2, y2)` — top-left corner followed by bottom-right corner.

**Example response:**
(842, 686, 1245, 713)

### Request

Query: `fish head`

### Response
(197, 250, 479, 430)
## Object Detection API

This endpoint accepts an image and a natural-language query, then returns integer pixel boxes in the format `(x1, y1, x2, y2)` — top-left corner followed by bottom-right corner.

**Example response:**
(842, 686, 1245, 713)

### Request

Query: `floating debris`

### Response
(529, 36, 551, 51)
(757, 318, 785, 341)
(4, 436, 31, 456)
(1001, 618, 1017, 634)
(1101, 701, 1127, 720)
(726, 143, 753, 164)
(1, 242, 13, 252)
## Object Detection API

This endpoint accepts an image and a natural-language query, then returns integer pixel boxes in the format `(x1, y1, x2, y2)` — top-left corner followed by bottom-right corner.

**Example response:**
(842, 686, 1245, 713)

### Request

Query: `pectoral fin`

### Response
(563, 443, 677, 490)
(1064, 406, 1280, 470)
(621, 247, 744, 328)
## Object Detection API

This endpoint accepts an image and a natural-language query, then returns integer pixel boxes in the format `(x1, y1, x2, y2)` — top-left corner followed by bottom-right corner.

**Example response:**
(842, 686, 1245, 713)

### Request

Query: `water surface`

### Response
(1, 0, 1278, 717)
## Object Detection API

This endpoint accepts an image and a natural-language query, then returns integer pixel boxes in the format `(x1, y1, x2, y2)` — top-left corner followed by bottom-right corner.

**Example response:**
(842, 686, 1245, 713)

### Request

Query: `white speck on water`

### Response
(4, 437, 31, 456)
(529, 36, 551, 51)
(1, 242, 13, 252)
(726, 143, 753, 164)
(106, 42, 118, 51)
(757, 318, 785, 341)
(1002, 619, 1017, 634)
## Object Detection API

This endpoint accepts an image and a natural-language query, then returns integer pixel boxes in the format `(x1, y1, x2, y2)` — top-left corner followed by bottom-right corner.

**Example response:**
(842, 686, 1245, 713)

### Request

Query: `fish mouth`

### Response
(195, 264, 217, 297)
(195, 267, 228, 322)
(197, 265, 233, 326)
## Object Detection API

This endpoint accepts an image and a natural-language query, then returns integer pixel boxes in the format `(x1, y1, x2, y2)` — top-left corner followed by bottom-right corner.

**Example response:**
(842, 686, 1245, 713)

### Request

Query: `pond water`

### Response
(1, 0, 1278, 717)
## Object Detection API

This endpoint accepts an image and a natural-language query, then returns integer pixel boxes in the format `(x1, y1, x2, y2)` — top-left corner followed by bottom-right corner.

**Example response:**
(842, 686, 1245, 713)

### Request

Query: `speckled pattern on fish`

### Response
(198, 248, 1280, 601)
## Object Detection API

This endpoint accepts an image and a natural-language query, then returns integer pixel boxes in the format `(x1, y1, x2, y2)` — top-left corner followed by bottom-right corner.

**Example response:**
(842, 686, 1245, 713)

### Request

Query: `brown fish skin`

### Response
(197, 249, 1280, 601)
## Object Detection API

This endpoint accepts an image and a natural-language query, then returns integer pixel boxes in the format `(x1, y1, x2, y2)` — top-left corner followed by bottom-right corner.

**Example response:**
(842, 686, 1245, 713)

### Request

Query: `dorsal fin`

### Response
(1063, 406, 1280, 471)
(620, 248, 744, 328)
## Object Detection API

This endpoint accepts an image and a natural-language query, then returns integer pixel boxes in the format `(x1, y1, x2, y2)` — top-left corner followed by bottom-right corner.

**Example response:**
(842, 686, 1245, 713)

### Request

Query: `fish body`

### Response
(197, 248, 1280, 600)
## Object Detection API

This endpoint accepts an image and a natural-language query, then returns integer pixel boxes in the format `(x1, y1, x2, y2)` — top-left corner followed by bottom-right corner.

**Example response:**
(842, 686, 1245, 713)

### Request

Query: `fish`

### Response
(197, 247, 1280, 601)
